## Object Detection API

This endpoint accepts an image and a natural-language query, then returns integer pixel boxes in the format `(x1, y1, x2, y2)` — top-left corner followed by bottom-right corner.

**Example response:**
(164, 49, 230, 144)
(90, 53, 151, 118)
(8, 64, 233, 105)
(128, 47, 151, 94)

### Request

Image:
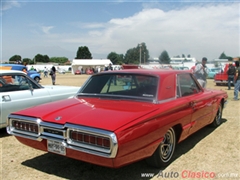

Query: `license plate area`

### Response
(47, 140, 66, 155)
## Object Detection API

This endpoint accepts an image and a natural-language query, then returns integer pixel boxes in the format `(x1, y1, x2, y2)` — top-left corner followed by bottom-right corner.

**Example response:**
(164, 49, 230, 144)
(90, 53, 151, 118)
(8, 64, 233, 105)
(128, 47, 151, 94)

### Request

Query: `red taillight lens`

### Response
(12, 120, 38, 134)
(70, 130, 110, 149)
(103, 138, 110, 148)
(90, 136, 96, 144)
(84, 134, 89, 143)
(96, 137, 103, 146)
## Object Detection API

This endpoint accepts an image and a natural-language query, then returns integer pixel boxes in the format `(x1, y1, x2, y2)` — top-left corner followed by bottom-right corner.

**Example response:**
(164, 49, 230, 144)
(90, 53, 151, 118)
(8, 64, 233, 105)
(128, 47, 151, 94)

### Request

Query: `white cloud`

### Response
(41, 26, 54, 34)
(1, 1, 21, 11)
(2, 2, 239, 61)
(60, 3, 239, 60)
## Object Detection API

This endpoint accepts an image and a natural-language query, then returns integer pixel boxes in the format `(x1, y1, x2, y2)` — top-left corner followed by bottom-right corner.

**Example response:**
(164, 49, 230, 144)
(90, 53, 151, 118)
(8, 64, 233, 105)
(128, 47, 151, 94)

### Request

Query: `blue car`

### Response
(207, 67, 222, 79)
(0, 64, 41, 83)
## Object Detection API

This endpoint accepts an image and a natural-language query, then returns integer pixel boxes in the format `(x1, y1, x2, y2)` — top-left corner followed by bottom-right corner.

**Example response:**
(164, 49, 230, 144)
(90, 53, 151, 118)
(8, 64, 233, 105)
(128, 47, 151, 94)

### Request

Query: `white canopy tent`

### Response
(71, 59, 112, 74)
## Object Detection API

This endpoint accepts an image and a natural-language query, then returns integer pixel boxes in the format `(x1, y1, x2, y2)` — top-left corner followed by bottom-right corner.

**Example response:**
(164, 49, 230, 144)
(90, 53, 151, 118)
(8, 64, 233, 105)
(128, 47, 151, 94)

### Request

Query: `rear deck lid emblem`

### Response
(55, 116, 62, 121)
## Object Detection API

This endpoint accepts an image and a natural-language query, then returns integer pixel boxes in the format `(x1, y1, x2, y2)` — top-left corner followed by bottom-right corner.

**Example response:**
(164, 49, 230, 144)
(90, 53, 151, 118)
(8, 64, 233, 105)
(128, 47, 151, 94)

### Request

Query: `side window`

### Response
(177, 74, 201, 97)
(0, 75, 33, 92)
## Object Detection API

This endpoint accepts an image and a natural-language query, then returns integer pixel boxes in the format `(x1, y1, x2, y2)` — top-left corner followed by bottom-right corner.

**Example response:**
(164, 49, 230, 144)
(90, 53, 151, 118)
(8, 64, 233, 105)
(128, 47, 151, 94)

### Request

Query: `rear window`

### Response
(80, 74, 158, 99)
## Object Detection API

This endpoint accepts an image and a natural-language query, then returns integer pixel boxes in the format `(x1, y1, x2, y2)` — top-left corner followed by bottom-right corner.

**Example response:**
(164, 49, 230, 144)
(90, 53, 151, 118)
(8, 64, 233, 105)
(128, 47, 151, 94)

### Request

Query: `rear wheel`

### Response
(146, 127, 176, 168)
(211, 104, 222, 127)
(34, 77, 40, 83)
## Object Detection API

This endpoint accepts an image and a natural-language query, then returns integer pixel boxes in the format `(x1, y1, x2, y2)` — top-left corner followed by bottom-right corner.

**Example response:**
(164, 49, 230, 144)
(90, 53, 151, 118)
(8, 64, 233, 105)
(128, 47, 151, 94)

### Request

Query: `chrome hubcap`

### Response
(160, 129, 175, 162)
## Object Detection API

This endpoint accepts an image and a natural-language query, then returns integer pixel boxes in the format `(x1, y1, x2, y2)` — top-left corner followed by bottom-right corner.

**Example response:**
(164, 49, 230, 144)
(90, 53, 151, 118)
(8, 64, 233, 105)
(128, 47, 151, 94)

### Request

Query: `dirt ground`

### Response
(0, 73, 239, 180)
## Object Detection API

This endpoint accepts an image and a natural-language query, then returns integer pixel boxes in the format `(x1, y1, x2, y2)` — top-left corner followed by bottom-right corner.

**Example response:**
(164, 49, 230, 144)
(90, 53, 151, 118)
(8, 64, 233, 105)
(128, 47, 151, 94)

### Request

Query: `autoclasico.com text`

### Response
(141, 170, 239, 179)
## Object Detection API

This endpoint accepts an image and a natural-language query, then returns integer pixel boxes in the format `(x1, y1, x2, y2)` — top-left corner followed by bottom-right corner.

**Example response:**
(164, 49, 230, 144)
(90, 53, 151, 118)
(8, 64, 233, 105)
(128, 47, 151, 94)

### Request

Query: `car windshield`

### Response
(79, 73, 158, 101)
(211, 68, 221, 72)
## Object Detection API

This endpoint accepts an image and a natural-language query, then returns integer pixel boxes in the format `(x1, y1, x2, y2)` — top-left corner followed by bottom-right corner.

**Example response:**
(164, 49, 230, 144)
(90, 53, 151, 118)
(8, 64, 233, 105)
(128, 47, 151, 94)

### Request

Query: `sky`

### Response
(1, 0, 239, 62)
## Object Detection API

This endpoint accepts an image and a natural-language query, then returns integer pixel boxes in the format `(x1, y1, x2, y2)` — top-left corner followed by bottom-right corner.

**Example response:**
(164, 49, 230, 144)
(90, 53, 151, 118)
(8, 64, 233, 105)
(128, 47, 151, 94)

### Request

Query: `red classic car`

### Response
(214, 63, 235, 85)
(7, 69, 228, 168)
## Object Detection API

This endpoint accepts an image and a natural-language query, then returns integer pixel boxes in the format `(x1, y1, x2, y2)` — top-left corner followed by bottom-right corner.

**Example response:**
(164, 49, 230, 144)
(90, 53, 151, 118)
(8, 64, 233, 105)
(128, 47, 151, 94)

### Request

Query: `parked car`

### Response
(1, 64, 41, 83)
(214, 63, 235, 85)
(57, 68, 66, 74)
(7, 69, 228, 168)
(207, 67, 222, 79)
(0, 70, 79, 129)
(172, 66, 189, 70)
(74, 70, 81, 75)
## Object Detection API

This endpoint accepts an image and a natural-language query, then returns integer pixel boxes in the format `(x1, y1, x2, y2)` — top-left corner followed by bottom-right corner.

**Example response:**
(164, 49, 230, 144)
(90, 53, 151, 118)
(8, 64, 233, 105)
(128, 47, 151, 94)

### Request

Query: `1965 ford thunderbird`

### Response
(7, 69, 228, 168)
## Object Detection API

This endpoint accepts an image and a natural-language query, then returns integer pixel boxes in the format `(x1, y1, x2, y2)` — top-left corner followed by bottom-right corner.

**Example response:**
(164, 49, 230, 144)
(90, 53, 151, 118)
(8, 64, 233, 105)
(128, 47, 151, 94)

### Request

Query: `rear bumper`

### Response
(214, 80, 234, 84)
(214, 80, 227, 83)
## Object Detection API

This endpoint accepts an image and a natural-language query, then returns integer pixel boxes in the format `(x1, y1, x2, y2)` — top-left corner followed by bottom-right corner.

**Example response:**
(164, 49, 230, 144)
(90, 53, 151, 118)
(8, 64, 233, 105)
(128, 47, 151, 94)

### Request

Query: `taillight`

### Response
(70, 130, 110, 148)
(12, 120, 39, 134)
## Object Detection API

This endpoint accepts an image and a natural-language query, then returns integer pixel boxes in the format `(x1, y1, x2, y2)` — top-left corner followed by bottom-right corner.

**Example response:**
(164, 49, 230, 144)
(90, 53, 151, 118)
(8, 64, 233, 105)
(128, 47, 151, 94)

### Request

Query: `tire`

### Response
(34, 77, 40, 83)
(211, 104, 222, 127)
(146, 127, 176, 168)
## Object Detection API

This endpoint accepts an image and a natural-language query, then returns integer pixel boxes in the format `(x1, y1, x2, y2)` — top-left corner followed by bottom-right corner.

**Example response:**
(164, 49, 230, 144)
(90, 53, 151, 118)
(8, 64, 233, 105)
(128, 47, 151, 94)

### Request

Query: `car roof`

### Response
(1, 64, 27, 71)
(1, 64, 25, 67)
(0, 70, 26, 74)
(98, 69, 190, 76)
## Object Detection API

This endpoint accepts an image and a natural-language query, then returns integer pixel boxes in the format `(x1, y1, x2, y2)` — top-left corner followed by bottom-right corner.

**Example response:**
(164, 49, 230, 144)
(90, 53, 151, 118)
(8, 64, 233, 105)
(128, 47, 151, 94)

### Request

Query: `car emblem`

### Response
(55, 116, 62, 121)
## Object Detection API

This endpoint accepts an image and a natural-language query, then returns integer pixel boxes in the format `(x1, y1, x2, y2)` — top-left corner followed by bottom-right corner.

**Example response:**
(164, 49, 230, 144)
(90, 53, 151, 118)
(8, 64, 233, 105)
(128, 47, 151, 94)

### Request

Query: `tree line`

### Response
(6, 44, 238, 65)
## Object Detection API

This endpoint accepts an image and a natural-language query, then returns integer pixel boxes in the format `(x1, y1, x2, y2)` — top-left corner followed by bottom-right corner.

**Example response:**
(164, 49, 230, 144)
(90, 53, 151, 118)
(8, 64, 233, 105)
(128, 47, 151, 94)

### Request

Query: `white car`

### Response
(0, 70, 80, 128)
(58, 68, 66, 74)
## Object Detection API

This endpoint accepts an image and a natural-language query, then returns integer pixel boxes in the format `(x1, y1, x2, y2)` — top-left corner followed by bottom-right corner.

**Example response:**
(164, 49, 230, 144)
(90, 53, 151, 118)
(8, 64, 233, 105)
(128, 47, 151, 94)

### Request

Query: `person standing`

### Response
(227, 62, 236, 90)
(193, 57, 209, 88)
(30, 66, 35, 70)
(43, 67, 48, 78)
(233, 61, 240, 101)
(50, 66, 56, 85)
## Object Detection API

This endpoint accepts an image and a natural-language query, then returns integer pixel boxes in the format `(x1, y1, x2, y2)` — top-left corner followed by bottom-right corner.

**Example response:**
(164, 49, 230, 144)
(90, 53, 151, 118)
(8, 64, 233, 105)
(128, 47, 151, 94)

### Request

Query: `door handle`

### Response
(190, 101, 195, 107)
(2, 95, 11, 102)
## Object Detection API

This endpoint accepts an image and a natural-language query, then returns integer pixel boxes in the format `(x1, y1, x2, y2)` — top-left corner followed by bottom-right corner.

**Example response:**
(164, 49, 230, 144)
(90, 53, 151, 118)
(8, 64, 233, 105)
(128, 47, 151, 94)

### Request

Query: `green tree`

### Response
(43, 55, 50, 63)
(9, 55, 21, 63)
(219, 52, 233, 61)
(34, 54, 44, 63)
(159, 50, 171, 64)
(50, 57, 68, 64)
(76, 46, 92, 59)
(138, 43, 150, 64)
(219, 52, 228, 59)
(107, 52, 124, 64)
(124, 43, 150, 64)
(33, 54, 50, 63)
(22, 58, 32, 65)
(124, 48, 138, 64)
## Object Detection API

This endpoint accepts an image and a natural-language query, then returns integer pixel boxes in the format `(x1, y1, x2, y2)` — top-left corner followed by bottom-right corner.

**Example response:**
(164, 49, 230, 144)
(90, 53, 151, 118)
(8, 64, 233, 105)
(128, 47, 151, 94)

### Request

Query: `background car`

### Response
(207, 67, 222, 79)
(7, 69, 227, 168)
(0, 70, 79, 129)
(1, 64, 42, 83)
(214, 63, 235, 85)
(75, 70, 81, 75)
(57, 68, 66, 74)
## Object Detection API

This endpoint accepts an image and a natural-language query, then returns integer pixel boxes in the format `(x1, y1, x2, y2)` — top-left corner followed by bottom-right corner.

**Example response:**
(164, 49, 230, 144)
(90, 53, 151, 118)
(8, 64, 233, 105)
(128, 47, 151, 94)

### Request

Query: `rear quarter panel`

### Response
(113, 98, 193, 166)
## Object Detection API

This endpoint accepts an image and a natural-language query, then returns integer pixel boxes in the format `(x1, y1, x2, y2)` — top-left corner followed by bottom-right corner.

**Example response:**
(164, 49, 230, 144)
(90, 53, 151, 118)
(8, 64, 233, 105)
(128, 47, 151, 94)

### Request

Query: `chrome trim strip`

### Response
(223, 100, 228, 109)
(214, 80, 228, 83)
(65, 123, 118, 157)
